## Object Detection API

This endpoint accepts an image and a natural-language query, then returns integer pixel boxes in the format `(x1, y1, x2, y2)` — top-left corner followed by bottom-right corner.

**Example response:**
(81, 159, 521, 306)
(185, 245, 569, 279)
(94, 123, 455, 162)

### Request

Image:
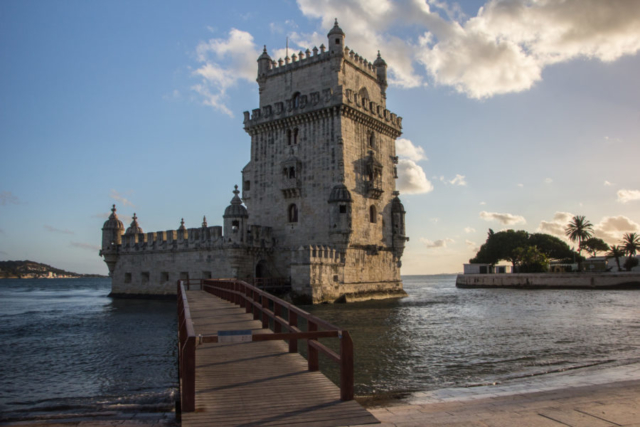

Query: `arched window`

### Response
(369, 205, 377, 223)
(368, 132, 375, 148)
(292, 92, 300, 109)
(287, 129, 292, 145)
(288, 204, 298, 223)
(289, 167, 296, 179)
(232, 220, 239, 232)
(358, 87, 369, 101)
(293, 128, 299, 145)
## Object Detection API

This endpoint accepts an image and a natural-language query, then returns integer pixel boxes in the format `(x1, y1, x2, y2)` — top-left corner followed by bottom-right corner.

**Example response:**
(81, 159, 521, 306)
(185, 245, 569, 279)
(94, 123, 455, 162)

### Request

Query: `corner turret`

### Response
(257, 45, 272, 90)
(223, 185, 248, 244)
(391, 191, 409, 261)
(327, 19, 345, 55)
(374, 51, 388, 98)
(100, 204, 125, 276)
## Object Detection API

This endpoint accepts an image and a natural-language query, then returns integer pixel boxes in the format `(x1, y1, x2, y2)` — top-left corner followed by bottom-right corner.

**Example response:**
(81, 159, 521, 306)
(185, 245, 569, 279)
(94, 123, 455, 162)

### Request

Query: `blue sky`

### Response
(1, 0, 639, 275)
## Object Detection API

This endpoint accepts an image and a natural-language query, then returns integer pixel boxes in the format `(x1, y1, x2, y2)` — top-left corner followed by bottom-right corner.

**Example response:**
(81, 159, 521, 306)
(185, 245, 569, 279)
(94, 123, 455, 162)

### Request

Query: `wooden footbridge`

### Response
(177, 279, 379, 427)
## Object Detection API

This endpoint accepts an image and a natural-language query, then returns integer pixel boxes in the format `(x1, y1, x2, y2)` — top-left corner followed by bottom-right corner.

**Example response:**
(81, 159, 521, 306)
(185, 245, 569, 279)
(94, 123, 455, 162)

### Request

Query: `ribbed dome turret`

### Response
(125, 213, 143, 235)
(328, 184, 353, 203)
(391, 192, 405, 213)
(374, 51, 387, 67)
(327, 18, 344, 37)
(102, 205, 124, 231)
(224, 185, 248, 218)
(258, 45, 271, 61)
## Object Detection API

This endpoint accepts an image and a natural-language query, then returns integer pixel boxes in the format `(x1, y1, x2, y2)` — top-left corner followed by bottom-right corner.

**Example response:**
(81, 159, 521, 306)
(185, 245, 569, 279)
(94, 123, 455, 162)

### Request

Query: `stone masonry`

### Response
(100, 20, 409, 303)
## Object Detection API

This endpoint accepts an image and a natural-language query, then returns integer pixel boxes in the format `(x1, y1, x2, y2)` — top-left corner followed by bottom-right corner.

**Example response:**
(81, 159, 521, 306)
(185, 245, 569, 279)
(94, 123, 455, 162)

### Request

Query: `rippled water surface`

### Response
(1, 275, 639, 420)
(0, 278, 177, 422)
(304, 275, 640, 396)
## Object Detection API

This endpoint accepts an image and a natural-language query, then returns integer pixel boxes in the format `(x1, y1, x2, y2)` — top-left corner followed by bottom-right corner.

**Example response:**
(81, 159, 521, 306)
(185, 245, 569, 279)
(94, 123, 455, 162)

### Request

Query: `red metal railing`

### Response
(177, 281, 196, 412)
(201, 278, 354, 402)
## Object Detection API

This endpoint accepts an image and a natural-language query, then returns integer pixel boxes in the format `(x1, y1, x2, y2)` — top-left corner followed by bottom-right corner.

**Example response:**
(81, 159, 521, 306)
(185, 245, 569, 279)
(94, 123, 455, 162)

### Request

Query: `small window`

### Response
(243, 180, 251, 191)
(232, 220, 239, 232)
(161, 272, 169, 282)
(339, 205, 347, 214)
(368, 133, 374, 148)
(141, 272, 150, 283)
(124, 273, 132, 283)
(293, 128, 298, 145)
(335, 38, 340, 45)
(289, 204, 298, 223)
(293, 92, 300, 108)
(180, 272, 189, 281)
(202, 271, 212, 279)
(369, 205, 377, 223)
(287, 129, 292, 145)
(289, 167, 295, 179)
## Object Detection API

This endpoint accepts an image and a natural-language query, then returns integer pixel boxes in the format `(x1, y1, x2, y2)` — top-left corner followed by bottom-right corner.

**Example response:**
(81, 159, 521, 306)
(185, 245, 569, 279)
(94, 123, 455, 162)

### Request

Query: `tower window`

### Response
(288, 204, 298, 223)
(161, 272, 169, 282)
(289, 167, 296, 179)
(369, 205, 377, 223)
(287, 129, 292, 145)
(243, 180, 251, 191)
(232, 220, 239, 232)
(124, 273, 132, 283)
(335, 38, 340, 44)
(293, 92, 300, 108)
(293, 128, 298, 145)
(339, 205, 347, 214)
(368, 133, 375, 148)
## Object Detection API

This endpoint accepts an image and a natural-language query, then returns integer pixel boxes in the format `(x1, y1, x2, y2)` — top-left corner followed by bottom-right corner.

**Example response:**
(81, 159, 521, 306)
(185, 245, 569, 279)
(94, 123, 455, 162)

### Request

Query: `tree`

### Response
(623, 256, 639, 272)
(606, 245, 625, 272)
(528, 233, 576, 262)
(513, 246, 549, 273)
(622, 232, 640, 257)
(580, 237, 610, 257)
(470, 229, 529, 267)
(565, 215, 594, 255)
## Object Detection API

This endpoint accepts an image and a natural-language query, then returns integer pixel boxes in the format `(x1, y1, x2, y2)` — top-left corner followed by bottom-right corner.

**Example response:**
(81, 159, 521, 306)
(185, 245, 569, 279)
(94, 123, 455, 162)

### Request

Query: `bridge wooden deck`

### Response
(180, 288, 378, 427)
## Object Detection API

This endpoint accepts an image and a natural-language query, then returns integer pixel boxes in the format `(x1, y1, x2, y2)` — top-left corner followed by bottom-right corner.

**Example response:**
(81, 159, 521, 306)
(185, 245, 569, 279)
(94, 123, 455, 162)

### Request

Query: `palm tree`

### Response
(606, 245, 625, 272)
(622, 232, 640, 257)
(565, 215, 594, 257)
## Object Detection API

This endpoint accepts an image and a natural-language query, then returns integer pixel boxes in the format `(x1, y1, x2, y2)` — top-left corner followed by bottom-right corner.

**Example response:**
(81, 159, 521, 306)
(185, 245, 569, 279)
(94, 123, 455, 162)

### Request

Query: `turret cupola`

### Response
(125, 213, 143, 235)
(257, 45, 272, 80)
(327, 19, 345, 54)
(101, 204, 125, 251)
(223, 185, 248, 243)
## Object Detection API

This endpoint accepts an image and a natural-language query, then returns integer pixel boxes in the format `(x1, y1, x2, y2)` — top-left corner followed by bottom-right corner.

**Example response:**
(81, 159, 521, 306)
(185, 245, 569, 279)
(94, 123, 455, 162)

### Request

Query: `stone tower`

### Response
(100, 205, 125, 276)
(241, 20, 408, 303)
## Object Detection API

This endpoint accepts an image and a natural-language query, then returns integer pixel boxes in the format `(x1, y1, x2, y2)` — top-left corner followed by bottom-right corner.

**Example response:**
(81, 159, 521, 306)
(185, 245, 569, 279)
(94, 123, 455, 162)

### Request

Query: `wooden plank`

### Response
(181, 290, 378, 427)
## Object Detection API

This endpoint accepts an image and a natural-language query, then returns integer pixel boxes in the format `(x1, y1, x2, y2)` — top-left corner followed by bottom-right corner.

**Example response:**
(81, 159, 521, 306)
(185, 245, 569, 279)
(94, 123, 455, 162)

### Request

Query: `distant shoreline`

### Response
(456, 272, 640, 289)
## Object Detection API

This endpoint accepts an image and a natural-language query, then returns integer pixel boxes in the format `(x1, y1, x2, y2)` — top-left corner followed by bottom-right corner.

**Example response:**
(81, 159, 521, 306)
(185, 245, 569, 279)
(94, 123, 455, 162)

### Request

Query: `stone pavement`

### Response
(352, 362, 640, 426)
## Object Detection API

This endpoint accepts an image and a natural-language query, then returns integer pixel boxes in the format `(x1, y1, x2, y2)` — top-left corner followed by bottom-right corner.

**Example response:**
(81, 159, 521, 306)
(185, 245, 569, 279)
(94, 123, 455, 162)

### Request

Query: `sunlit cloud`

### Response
(449, 174, 467, 186)
(396, 159, 434, 194)
(464, 227, 475, 234)
(593, 215, 640, 245)
(480, 211, 526, 225)
(537, 211, 574, 239)
(109, 190, 135, 208)
(604, 181, 613, 186)
(396, 138, 427, 162)
(544, 178, 553, 184)
(70, 242, 101, 252)
(617, 189, 640, 203)
(420, 237, 454, 249)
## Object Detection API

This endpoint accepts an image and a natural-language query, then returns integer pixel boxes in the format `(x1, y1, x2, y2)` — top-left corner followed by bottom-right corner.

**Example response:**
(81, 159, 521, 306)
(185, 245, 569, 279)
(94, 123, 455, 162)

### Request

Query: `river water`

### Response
(1, 275, 639, 422)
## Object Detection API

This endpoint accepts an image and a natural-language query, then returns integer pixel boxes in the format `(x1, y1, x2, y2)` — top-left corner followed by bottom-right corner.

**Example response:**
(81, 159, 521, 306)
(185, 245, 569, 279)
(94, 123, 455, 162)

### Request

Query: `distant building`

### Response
(463, 264, 511, 274)
(100, 21, 409, 304)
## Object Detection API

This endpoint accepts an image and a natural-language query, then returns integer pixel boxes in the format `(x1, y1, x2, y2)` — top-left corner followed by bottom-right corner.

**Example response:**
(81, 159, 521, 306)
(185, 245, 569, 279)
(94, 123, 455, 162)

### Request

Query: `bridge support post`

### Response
(340, 331, 354, 401)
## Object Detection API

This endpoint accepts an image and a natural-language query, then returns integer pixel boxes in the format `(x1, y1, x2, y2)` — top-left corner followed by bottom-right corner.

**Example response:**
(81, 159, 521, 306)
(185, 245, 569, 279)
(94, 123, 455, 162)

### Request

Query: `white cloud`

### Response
(480, 211, 526, 225)
(192, 28, 260, 116)
(604, 181, 613, 186)
(430, 218, 439, 223)
(0, 191, 20, 206)
(420, 237, 454, 249)
(396, 138, 427, 162)
(70, 242, 101, 252)
(517, 183, 524, 188)
(465, 239, 479, 252)
(544, 178, 553, 184)
(109, 189, 135, 208)
(44, 225, 74, 235)
(617, 189, 640, 203)
(594, 216, 640, 245)
(464, 227, 476, 234)
(415, 0, 640, 99)
(537, 211, 574, 238)
(480, 201, 486, 205)
(396, 159, 434, 194)
(449, 174, 467, 186)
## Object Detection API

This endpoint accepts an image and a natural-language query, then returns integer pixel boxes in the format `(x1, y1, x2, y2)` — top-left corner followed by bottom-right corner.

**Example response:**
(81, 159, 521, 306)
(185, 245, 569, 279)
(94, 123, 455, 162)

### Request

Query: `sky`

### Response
(1, 0, 639, 275)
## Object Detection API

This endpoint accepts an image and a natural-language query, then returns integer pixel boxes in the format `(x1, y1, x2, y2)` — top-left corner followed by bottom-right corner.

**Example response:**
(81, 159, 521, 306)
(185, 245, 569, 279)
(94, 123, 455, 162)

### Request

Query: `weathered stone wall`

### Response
(456, 273, 640, 289)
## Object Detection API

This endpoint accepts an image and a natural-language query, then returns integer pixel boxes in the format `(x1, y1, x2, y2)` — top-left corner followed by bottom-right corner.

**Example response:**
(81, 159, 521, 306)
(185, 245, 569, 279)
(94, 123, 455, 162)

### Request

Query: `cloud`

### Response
(396, 138, 427, 162)
(593, 215, 640, 245)
(420, 237, 455, 249)
(396, 159, 434, 194)
(70, 242, 101, 252)
(517, 183, 524, 188)
(44, 225, 74, 235)
(449, 174, 467, 186)
(544, 178, 553, 184)
(480, 201, 486, 205)
(465, 239, 479, 252)
(617, 189, 640, 203)
(415, 0, 640, 98)
(0, 191, 20, 206)
(537, 211, 574, 238)
(109, 189, 135, 207)
(479, 211, 526, 225)
(464, 227, 475, 234)
(604, 181, 613, 186)
(192, 28, 260, 116)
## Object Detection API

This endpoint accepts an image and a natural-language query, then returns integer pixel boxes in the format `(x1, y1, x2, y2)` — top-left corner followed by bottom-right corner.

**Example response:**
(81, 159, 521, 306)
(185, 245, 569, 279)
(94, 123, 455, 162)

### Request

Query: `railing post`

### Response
(245, 285, 252, 314)
(253, 290, 260, 320)
(340, 331, 354, 401)
(261, 295, 269, 329)
(274, 302, 282, 333)
(181, 335, 196, 412)
(288, 310, 298, 353)
(307, 321, 319, 371)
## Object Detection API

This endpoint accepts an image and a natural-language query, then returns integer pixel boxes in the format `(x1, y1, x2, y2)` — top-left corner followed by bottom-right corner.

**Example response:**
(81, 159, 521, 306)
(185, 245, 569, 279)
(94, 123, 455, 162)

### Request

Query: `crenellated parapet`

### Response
(293, 245, 345, 265)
